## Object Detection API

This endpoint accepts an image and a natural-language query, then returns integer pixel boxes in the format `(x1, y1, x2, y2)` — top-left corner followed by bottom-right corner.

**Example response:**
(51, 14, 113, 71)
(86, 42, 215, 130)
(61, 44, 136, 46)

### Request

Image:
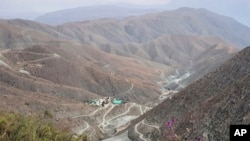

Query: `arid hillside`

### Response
(0, 8, 247, 140)
(57, 8, 250, 48)
(0, 44, 164, 104)
(0, 44, 163, 140)
(0, 11, 239, 104)
(126, 47, 250, 141)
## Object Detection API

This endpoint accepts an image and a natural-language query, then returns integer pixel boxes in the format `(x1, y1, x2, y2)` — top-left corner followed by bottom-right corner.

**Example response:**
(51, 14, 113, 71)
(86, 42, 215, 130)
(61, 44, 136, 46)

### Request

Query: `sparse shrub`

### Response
(0, 111, 88, 141)
(195, 136, 202, 141)
(24, 102, 30, 106)
(44, 110, 53, 119)
(165, 117, 180, 141)
(165, 117, 203, 141)
(0, 117, 7, 135)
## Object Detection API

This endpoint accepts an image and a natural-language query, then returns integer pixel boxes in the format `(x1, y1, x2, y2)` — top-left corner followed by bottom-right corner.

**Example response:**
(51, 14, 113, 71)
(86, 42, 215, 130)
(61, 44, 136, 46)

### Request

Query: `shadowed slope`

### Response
(127, 47, 250, 141)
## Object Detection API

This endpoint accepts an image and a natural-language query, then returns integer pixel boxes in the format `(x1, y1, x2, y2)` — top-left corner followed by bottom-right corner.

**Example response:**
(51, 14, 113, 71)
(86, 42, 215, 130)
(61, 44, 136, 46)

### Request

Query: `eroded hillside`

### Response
(127, 47, 250, 141)
(0, 8, 247, 140)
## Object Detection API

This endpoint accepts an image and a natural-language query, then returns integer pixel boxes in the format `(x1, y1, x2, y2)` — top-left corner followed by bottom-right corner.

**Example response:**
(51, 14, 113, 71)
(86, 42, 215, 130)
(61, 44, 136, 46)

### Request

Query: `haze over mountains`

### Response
(0, 6, 249, 140)
(33, 1, 250, 27)
(34, 8, 250, 48)
(165, 0, 250, 27)
(35, 5, 162, 25)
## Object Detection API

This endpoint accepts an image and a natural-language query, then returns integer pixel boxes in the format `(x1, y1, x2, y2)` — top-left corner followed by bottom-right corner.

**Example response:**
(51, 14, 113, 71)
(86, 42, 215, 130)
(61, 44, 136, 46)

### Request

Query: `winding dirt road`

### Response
(78, 120, 90, 135)
(134, 123, 147, 141)
(117, 79, 134, 97)
(99, 104, 116, 132)
(106, 103, 136, 123)
(134, 105, 148, 141)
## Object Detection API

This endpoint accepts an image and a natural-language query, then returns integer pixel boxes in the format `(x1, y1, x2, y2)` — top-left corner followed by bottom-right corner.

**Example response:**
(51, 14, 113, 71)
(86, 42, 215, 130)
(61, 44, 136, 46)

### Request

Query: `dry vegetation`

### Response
(0, 111, 88, 141)
(1, 8, 249, 140)
(128, 47, 250, 141)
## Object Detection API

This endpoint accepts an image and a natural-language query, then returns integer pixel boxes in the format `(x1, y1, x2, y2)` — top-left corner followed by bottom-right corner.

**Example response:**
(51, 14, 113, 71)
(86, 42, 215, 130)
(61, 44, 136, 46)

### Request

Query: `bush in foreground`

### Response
(0, 111, 87, 141)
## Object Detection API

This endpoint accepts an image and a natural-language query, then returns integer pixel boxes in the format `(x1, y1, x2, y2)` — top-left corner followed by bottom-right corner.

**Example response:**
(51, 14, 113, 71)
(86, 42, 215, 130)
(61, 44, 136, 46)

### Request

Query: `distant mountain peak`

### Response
(35, 5, 162, 25)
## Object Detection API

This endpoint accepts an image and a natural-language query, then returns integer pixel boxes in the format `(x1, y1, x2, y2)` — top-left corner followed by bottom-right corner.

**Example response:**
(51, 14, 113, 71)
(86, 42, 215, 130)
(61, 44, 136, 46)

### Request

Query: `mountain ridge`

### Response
(0, 7, 248, 140)
(35, 5, 162, 25)
(55, 7, 250, 48)
(126, 46, 250, 141)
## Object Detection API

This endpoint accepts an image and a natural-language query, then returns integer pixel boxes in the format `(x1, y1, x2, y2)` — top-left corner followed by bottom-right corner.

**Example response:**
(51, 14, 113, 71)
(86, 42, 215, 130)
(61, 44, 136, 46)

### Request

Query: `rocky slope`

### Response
(57, 8, 250, 48)
(0, 8, 247, 140)
(0, 44, 162, 104)
(126, 46, 250, 141)
(0, 44, 161, 140)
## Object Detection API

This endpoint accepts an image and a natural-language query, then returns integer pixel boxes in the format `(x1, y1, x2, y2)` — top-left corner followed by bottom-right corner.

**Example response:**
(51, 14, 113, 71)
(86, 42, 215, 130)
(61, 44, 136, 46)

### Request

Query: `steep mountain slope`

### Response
(0, 18, 238, 104)
(166, 0, 250, 27)
(0, 19, 71, 49)
(2, 8, 250, 50)
(0, 13, 239, 96)
(35, 5, 160, 25)
(0, 44, 163, 105)
(0, 44, 162, 140)
(127, 47, 250, 141)
(0, 8, 246, 140)
(57, 8, 250, 48)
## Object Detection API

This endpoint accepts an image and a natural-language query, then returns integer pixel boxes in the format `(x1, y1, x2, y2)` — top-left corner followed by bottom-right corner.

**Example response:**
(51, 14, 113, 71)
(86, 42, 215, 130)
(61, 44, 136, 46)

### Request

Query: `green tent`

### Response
(112, 99, 123, 105)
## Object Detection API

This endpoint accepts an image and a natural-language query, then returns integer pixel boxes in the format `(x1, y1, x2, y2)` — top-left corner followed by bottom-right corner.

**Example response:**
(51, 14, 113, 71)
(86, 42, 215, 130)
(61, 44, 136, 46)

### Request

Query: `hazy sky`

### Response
(0, 0, 171, 20)
(0, 0, 171, 13)
(0, 0, 249, 26)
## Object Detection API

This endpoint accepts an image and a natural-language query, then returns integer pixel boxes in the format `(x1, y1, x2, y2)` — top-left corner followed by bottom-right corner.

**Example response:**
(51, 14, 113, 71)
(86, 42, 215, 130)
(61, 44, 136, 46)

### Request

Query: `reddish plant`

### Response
(165, 118, 179, 141)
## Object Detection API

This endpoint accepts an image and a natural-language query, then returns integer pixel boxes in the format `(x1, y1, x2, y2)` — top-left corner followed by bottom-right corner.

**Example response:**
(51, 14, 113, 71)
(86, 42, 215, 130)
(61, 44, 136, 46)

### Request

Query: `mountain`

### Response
(56, 7, 250, 48)
(0, 7, 247, 140)
(35, 5, 161, 25)
(126, 46, 250, 141)
(0, 44, 163, 140)
(166, 0, 250, 27)
(3, 8, 250, 49)
(0, 15, 239, 102)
